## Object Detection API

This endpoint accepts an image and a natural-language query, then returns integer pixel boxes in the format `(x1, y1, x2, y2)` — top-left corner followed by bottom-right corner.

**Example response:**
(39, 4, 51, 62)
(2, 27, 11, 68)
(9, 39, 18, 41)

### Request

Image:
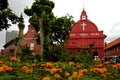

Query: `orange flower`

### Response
(97, 68, 104, 73)
(76, 65, 81, 69)
(21, 66, 28, 71)
(83, 69, 88, 73)
(31, 63, 37, 67)
(45, 62, 52, 68)
(0, 61, 3, 64)
(57, 68, 62, 73)
(77, 73, 83, 78)
(54, 74, 61, 79)
(97, 68, 107, 74)
(24, 69, 32, 74)
(6, 67, 13, 71)
(10, 57, 17, 62)
(112, 65, 118, 69)
(69, 62, 75, 65)
(78, 70, 83, 73)
(50, 68, 57, 74)
(90, 68, 98, 73)
(116, 63, 120, 68)
(95, 64, 103, 68)
(103, 61, 110, 65)
(41, 63, 45, 67)
(45, 68, 50, 72)
(0, 67, 4, 72)
(42, 77, 50, 80)
(2, 65, 9, 70)
(25, 69, 29, 74)
(79, 69, 88, 74)
(65, 72, 70, 77)
(112, 63, 120, 69)
(102, 68, 107, 72)
(72, 72, 78, 75)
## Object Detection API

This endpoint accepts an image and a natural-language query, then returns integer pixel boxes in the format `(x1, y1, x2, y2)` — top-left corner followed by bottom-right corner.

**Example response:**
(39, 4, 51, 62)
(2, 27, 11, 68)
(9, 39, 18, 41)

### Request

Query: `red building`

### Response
(65, 9, 105, 59)
(3, 25, 40, 56)
(104, 37, 120, 57)
(23, 25, 40, 54)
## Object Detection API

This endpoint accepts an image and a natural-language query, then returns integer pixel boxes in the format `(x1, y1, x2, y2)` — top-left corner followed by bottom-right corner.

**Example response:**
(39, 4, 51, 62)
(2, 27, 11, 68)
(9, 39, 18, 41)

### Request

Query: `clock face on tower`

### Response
(82, 16, 86, 20)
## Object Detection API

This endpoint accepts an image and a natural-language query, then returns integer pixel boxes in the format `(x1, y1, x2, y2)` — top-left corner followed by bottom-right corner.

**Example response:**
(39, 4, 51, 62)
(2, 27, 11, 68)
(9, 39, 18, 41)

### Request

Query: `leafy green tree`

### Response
(51, 14, 74, 44)
(29, 14, 75, 44)
(0, 0, 18, 31)
(24, 0, 55, 60)
(24, 0, 75, 62)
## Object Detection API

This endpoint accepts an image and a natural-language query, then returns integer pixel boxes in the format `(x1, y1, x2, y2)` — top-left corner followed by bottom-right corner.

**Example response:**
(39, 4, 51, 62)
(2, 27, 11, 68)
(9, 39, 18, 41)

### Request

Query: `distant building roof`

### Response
(105, 37, 120, 49)
(3, 39, 16, 48)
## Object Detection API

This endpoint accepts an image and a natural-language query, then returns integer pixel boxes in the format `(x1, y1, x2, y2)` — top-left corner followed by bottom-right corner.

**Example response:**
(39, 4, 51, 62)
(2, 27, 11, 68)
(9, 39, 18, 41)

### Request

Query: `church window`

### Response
(30, 42, 34, 50)
(31, 30, 34, 32)
(82, 16, 86, 20)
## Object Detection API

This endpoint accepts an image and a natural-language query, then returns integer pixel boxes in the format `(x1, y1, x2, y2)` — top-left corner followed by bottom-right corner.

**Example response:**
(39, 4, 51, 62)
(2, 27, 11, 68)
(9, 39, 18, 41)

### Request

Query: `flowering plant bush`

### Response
(0, 55, 120, 80)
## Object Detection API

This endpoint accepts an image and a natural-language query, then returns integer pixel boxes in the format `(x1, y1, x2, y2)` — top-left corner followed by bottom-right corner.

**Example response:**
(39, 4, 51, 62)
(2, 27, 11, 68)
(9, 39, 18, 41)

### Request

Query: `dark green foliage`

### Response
(31, 3, 43, 15)
(19, 45, 34, 62)
(6, 8, 18, 24)
(51, 15, 75, 43)
(0, 0, 8, 10)
(89, 42, 95, 48)
(19, 45, 42, 62)
(0, 0, 18, 31)
(24, 0, 54, 16)
(43, 43, 94, 64)
(24, 8, 34, 16)
(0, 11, 9, 30)
(43, 45, 66, 62)
(29, 14, 39, 32)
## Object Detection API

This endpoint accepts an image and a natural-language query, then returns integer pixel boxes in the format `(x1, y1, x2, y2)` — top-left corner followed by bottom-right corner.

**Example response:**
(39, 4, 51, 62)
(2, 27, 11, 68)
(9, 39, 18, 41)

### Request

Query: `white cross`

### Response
(81, 22, 87, 30)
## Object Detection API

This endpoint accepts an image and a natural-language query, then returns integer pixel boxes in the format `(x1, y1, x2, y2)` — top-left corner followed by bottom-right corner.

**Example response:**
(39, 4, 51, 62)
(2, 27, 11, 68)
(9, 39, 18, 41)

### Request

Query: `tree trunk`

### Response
(18, 28, 24, 46)
(18, 16, 25, 54)
(38, 17, 44, 61)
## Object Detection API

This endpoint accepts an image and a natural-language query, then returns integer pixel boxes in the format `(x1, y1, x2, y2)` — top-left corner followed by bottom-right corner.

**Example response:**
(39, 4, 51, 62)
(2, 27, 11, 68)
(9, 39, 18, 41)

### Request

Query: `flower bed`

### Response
(0, 56, 120, 80)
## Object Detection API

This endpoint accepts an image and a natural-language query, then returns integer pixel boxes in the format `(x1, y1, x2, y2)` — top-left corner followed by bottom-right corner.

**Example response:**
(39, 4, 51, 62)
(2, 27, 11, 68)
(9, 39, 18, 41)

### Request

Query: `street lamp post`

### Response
(104, 42, 107, 61)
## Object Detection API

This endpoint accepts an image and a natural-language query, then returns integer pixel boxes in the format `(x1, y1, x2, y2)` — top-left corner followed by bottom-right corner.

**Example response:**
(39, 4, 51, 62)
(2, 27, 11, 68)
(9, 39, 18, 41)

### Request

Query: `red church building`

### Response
(3, 25, 40, 56)
(23, 25, 40, 54)
(4, 9, 106, 59)
(65, 9, 106, 59)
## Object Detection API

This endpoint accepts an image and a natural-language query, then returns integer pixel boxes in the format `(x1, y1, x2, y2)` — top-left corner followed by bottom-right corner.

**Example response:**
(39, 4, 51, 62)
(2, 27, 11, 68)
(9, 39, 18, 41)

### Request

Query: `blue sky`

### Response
(0, 0, 120, 49)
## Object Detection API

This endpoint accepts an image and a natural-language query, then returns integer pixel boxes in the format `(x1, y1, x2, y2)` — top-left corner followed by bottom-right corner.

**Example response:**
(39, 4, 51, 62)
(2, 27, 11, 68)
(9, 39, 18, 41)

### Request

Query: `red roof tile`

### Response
(105, 37, 120, 49)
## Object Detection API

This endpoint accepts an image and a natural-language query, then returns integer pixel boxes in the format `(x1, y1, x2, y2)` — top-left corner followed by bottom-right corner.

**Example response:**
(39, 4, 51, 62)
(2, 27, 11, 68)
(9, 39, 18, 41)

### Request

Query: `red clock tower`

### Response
(65, 9, 106, 59)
